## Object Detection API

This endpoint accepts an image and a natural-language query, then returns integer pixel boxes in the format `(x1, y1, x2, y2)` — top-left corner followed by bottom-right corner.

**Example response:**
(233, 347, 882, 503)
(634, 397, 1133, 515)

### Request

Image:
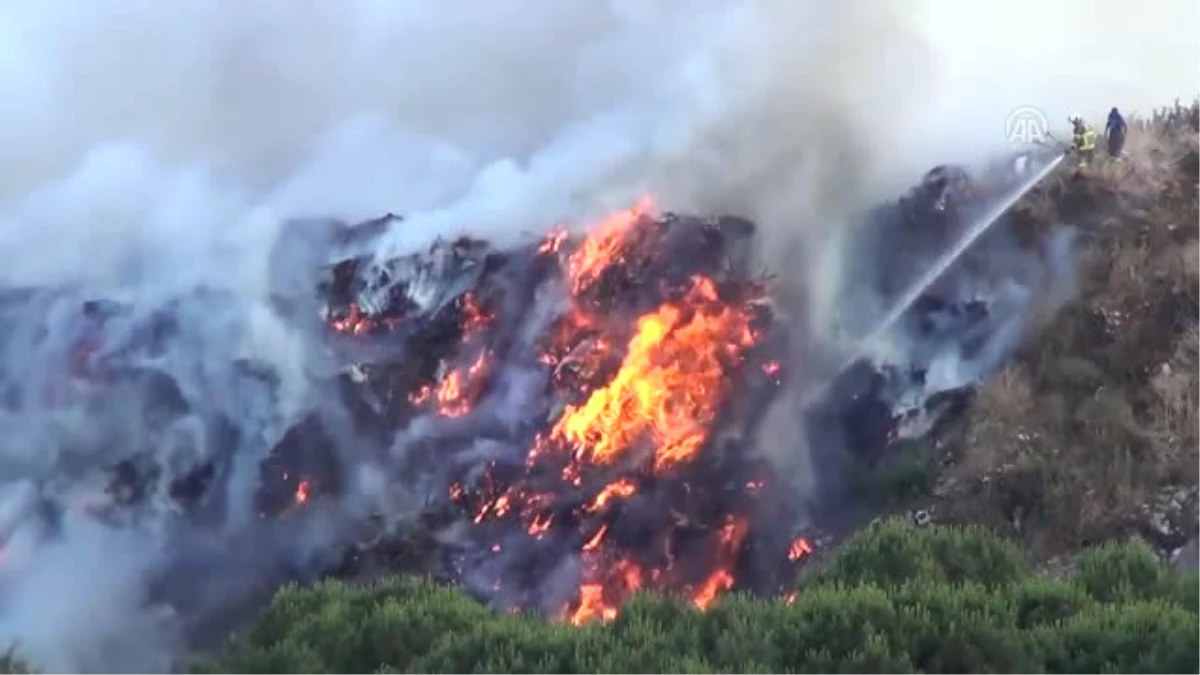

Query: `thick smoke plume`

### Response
(0, 1, 1194, 672)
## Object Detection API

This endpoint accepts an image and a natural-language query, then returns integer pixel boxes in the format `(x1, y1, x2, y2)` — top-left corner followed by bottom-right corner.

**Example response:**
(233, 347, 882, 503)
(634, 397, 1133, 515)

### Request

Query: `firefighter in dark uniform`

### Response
(1106, 107, 1127, 159)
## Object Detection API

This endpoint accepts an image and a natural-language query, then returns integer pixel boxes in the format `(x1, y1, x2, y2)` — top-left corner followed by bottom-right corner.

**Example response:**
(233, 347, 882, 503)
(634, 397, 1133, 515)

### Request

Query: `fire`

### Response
(581, 525, 608, 552)
(788, 537, 813, 561)
(586, 479, 637, 512)
(410, 350, 492, 417)
(551, 277, 759, 473)
(568, 557, 645, 626)
(329, 301, 408, 336)
(324, 198, 809, 626)
(569, 584, 618, 625)
(294, 480, 310, 505)
(565, 196, 652, 294)
(691, 516, 749, 610)
(459, 292, 492, 334)
(538, 228, 569, 256)
(527, 514, 553, 539)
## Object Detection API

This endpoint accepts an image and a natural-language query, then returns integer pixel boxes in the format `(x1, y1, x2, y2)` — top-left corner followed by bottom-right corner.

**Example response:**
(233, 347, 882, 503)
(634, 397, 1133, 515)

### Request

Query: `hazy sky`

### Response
(0, 0, 1193, 286)
(917, 0, 1200, 129)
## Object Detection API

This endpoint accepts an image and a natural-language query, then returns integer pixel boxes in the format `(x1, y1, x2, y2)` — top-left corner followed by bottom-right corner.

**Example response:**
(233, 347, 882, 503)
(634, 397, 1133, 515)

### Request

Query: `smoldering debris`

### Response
(0, 153, 1071, 670)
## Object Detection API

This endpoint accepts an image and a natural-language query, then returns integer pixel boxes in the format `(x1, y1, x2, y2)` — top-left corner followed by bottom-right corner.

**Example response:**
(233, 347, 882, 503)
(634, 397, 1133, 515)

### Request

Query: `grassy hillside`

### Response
(933, 101, 1199, 556)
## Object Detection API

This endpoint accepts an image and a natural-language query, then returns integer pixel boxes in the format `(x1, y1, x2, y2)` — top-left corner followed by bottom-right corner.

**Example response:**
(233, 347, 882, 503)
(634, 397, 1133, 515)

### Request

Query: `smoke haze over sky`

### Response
(0, 0, 1193, 284)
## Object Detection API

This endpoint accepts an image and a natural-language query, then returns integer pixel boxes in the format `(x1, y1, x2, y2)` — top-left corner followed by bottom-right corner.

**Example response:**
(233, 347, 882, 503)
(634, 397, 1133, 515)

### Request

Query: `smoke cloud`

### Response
(0, 0, 1193, 671)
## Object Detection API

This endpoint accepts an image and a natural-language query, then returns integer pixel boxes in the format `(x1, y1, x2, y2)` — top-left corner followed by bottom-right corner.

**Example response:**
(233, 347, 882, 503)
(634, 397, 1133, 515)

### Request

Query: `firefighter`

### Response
(1069, 115, 1097, 166)
(1106, 106, 1127, 159)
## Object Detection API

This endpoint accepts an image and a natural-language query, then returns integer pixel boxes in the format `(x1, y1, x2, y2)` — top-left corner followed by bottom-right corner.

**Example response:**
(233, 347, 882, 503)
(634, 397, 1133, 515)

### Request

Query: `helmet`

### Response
(1068, 113, 1083, 124)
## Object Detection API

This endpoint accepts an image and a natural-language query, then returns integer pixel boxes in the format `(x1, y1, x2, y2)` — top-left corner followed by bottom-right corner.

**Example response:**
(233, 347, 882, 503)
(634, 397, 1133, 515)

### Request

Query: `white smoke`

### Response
(0, 513, 177, 673)
(0, 0, 1194, 671)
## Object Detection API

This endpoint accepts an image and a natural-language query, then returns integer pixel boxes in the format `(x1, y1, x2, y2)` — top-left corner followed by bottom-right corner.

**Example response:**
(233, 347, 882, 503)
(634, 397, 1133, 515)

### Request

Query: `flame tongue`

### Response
(551, 276, 758, 472)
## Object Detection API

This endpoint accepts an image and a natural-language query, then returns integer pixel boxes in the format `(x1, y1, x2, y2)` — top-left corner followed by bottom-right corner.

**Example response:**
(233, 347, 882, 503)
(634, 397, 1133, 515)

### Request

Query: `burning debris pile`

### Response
(307, 201, 809, 621)
(0, 153, 1071, 669)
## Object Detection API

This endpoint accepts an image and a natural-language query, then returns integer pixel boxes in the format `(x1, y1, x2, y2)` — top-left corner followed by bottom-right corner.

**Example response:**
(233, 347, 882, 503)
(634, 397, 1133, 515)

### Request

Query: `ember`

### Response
(294, 480, 310, 505)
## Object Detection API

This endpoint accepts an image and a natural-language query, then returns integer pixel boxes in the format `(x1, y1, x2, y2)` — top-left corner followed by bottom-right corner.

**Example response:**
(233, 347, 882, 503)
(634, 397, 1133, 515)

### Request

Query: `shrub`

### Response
(198, 521, 1198, 674)
(854, 439, 936, 506)
(1072, 538, 1181, 605)
(812, 518, 1029, 589)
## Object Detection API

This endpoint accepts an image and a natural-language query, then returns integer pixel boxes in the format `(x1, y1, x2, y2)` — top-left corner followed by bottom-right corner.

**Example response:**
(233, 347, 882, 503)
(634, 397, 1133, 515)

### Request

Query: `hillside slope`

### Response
(924, 102, 1200, 560)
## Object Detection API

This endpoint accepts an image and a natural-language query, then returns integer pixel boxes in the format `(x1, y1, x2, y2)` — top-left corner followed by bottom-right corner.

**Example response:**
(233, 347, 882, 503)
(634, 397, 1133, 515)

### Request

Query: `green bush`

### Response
(811, 518, 1030, 589)
(852, 439, 936, 507)
(1073, 538, 1173, 603)
(197, 521, 1198, 674)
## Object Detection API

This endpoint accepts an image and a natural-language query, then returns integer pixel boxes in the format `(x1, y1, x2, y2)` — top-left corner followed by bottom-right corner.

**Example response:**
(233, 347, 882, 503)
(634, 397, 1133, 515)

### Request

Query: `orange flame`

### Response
(538, 228, 569, 256)
(568, 558, 644, 626)
(691, 516, 749, 610)
(410, 350, 492, 417)
(582, 524, 608, 552)
(787, 537, 813, 561)
(569, 584, 617, 625)
(566, 196, 652, 294)
(586, 479, 637, 512)
(294, 480, 310, 505)
(551, 276, 758, 472)
(460, 292, 492, 334)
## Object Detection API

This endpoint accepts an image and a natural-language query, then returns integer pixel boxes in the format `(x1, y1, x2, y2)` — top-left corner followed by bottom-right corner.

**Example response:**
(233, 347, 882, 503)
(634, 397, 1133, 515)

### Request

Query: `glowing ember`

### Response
(410, 350, 492, 417)
(330, 303, 373, 335)
(787, 537, 813, 562)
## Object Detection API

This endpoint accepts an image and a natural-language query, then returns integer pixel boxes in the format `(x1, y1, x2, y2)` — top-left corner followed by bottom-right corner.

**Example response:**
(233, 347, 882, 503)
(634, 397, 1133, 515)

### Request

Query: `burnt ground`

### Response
(856, 103, 1200, 568)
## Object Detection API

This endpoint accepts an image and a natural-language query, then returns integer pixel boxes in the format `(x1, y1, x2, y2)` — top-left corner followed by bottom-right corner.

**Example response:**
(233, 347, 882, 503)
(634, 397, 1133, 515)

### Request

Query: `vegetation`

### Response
(193, 520, 1198, 674)
(853, 438, 938, 508)
(943, 101, 1199, 553)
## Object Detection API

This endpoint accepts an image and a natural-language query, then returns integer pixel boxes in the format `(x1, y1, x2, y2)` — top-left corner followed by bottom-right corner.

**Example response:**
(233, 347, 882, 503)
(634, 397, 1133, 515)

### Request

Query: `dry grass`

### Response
(945, 102, 1199, 554)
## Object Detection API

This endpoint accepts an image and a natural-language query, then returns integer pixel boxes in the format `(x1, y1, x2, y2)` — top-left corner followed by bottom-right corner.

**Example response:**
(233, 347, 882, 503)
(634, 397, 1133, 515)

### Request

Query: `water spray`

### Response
(802, 152, 1066, 405)
(854, 152, 1065, 356)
